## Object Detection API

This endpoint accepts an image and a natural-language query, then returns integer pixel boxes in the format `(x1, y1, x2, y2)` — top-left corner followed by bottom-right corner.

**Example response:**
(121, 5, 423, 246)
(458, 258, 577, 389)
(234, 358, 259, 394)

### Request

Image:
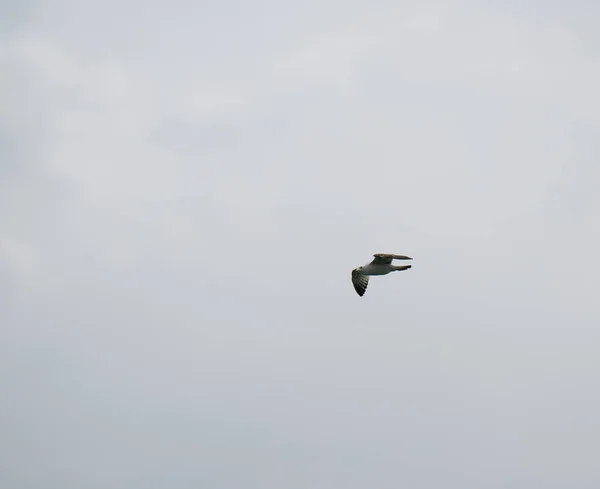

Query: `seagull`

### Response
(351, 253, 413, 297)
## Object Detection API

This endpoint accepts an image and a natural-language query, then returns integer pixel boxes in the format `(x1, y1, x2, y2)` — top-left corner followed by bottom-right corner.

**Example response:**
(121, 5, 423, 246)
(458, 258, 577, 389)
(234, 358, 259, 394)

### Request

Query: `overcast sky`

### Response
(2, 1, 600, 488)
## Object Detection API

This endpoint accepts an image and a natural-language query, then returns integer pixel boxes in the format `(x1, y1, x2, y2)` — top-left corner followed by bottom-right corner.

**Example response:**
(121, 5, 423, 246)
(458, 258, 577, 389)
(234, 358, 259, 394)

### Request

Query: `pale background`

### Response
(2, 1, 600, 488)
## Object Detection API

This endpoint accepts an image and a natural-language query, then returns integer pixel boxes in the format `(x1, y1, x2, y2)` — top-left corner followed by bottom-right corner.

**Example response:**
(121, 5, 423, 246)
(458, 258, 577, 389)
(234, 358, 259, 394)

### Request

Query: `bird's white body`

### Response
(359, 263, 402, 276)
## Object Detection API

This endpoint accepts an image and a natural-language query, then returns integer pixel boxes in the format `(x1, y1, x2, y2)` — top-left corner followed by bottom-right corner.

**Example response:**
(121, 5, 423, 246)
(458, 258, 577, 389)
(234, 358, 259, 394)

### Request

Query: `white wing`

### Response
(372, 253, 412, 265)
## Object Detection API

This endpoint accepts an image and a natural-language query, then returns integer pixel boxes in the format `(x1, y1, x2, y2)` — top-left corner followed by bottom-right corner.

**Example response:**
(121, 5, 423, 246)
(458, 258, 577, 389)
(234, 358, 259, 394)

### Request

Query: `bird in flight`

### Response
(351, 253, 413, 297)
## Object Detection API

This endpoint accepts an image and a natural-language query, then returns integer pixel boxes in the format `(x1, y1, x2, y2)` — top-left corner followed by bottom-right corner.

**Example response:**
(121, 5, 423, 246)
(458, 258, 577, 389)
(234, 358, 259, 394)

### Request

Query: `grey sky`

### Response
(2, 1, 600, 488)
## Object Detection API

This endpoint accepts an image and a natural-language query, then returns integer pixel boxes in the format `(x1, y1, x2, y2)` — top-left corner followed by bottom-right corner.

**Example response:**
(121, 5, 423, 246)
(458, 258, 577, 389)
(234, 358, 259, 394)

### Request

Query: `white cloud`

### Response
(0, 236, 40, 287)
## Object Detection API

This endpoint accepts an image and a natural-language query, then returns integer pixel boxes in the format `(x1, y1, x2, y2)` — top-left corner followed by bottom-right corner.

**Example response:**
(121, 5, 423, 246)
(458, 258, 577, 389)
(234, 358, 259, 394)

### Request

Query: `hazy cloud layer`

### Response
(2, 1, 600, 488)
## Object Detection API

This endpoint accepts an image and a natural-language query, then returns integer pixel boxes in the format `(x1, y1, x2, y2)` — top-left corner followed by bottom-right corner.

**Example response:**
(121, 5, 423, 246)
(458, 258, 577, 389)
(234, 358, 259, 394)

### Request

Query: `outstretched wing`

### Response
(351, 269, 369, 297)
(371, 253, 413, 265)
